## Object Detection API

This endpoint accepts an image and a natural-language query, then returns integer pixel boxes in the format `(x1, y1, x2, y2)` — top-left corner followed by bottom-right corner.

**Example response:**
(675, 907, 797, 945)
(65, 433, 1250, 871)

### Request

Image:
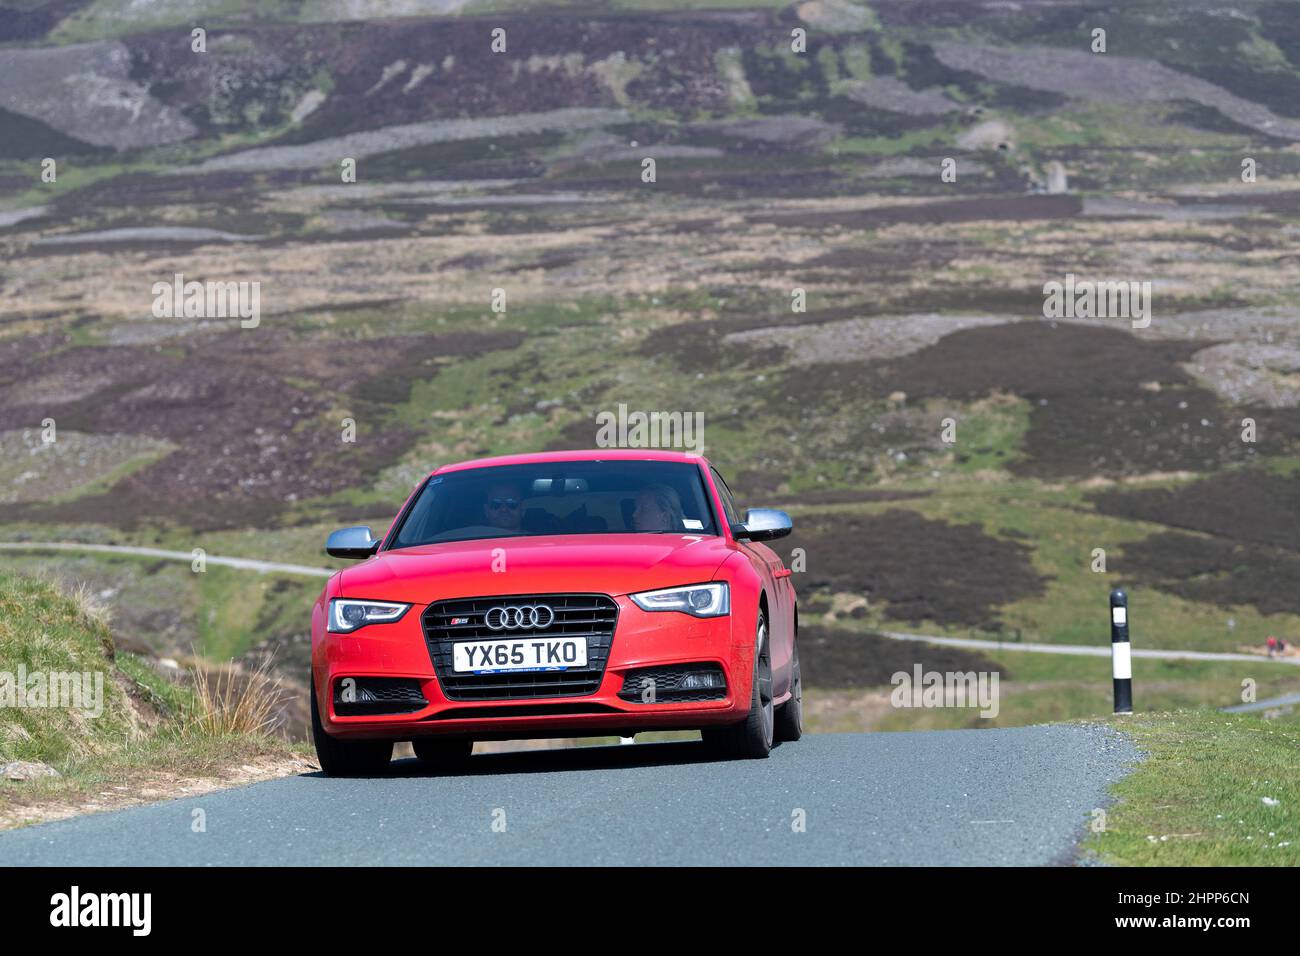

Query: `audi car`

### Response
(310, 450, 800, 775)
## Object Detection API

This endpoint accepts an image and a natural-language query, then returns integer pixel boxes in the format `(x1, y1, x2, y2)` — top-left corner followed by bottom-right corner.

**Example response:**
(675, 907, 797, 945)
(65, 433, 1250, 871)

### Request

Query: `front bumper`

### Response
(313, 595, 753, 740)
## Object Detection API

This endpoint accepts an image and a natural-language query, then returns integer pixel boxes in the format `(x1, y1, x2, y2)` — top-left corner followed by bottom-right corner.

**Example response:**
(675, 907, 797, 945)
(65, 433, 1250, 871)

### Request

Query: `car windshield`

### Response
(387, 460, 720, 547)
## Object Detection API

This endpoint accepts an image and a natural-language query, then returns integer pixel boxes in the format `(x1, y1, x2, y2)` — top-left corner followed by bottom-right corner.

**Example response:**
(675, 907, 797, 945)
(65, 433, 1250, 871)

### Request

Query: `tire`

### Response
(412, 737, 473, 769)
(702, 609, 774, 759)
(310, 678, 393, 777)
(774, 641, 803, 743)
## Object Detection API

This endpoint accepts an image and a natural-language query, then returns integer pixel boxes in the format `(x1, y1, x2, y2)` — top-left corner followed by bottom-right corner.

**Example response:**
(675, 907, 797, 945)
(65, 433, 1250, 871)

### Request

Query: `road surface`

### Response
(0, 726, 1139, 866)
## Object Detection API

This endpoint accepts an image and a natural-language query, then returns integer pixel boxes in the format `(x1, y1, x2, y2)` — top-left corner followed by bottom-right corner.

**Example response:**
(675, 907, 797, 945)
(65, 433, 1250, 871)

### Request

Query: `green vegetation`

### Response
(0, 572, 158, 767)
(1013, 102, 1253, 151)
(0, 572, 301, 827)
(785, 474, 1300, 654)
(1085, 711, 1299, 866)
(194, 567, 314, 661)
(3, 0, 1299, 775)
(0, 552, 320, 666)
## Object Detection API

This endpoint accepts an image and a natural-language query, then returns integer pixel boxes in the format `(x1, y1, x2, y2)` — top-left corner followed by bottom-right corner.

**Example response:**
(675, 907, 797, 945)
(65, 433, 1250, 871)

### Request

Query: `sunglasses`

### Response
(489, 497, 521, 510)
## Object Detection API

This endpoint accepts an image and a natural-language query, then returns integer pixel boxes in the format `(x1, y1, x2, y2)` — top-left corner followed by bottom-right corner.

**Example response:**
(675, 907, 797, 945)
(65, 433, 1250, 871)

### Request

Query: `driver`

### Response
(482, 481, 524, 531)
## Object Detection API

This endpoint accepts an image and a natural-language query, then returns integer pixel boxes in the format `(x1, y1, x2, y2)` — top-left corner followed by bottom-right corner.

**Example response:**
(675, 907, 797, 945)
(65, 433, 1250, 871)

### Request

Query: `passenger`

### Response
(633, 484, 685, 532)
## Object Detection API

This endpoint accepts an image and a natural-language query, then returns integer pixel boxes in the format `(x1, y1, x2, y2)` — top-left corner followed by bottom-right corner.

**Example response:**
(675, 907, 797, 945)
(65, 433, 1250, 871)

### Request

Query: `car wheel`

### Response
(412, 737, 473, 769)
(774, 641, 803, 743)
(310, 678, 393, 777)
(702, 609, 774, 759)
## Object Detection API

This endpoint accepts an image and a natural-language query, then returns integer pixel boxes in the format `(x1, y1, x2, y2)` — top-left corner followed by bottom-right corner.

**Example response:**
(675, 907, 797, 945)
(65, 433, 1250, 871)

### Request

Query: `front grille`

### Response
(334, 677, 427, 715)
(618, 663, 728, 703)
(422, 593, 619, 701)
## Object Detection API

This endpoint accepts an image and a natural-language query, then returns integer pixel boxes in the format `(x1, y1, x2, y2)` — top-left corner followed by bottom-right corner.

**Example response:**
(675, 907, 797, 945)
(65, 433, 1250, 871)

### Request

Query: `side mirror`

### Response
(326, 526, 380, 560)
(732, 508, 793, 542)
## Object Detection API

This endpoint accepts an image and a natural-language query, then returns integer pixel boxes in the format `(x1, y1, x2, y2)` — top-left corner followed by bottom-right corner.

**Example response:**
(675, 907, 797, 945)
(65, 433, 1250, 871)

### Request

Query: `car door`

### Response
(710, 466, 796, 693)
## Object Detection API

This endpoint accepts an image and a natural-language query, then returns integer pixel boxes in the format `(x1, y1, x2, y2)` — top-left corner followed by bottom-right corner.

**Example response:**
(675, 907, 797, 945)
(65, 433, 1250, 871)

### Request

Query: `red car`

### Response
(310, 450, 801, 775)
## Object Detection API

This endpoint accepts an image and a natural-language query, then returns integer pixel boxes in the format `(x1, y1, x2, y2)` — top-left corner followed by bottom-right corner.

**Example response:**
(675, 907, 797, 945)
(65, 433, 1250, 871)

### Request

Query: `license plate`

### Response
(452, 637, 588, 674)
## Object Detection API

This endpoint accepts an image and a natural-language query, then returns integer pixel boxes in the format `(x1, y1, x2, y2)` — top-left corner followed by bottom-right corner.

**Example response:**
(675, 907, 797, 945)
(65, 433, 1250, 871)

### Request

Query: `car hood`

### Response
(337, 533, 736, 604)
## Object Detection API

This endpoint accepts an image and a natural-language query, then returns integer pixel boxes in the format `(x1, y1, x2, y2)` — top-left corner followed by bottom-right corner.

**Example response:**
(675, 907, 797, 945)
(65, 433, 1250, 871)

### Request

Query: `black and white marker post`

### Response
(1110, 588, 1133, 715)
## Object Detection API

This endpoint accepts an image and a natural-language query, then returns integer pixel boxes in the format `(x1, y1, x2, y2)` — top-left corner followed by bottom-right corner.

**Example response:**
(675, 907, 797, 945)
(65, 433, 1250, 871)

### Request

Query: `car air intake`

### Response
(422, 593, 619, 701)
(424, 703, 621, 720)
(333, 677, 427, 715)
(618, 663, 728, 703)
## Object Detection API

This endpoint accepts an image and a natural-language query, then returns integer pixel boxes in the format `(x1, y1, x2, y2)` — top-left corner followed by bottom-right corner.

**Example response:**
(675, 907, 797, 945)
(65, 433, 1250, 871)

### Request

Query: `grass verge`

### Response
(0, 571, 308, 830)
(1084, 711, 1299, 866)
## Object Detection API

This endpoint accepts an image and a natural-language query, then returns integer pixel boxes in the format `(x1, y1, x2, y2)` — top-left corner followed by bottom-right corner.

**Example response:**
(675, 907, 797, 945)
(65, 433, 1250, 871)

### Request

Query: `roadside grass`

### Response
(0, 573, 142, 766)
(1084, 711, 1299, 866)
(184, 657, 284, 738)
(0, 571, 304, 829)
(0, 728, 307, 830)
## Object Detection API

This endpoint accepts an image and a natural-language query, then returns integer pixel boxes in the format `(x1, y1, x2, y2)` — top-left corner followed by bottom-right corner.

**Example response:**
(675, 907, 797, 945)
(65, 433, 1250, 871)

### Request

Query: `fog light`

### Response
(680, 671, 724, 690)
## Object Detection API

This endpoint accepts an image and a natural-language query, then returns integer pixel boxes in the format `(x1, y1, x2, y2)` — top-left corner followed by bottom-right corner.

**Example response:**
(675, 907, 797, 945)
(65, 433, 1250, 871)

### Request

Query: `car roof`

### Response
(433, 449, 711, 475)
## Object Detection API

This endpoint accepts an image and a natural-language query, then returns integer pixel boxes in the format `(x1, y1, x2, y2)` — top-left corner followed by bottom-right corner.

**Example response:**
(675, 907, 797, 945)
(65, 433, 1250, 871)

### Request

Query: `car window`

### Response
(389, 460, 720, 547)
(710, 467, 741, 526)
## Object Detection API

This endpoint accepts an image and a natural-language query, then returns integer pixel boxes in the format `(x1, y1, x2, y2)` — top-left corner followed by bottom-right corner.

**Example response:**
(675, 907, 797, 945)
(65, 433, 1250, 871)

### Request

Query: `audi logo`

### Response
(484, 604, 555, 631)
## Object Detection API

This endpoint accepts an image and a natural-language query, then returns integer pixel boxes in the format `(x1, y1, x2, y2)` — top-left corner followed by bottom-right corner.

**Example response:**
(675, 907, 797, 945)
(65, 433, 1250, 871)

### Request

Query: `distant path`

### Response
(1, 542, 1293, 665)
(1222, 691, 1300, 713)
(0, 542, 333, 578)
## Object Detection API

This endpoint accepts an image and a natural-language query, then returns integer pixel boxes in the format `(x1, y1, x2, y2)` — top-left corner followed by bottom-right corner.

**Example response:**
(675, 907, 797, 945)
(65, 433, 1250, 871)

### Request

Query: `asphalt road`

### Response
(0, 726, 1139, 866)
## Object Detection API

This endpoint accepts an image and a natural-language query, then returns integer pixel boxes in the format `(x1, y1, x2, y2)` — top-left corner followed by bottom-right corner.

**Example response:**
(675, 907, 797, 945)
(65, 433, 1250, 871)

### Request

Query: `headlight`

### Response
(630, 582, 730, 618)
(327, 598, 411, 633)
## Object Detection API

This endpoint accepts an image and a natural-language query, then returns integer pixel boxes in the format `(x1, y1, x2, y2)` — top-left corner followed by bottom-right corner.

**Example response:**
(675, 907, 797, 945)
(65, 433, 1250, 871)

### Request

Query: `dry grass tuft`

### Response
(67, 581, 113, 632)
(183, 657, 285, 739)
